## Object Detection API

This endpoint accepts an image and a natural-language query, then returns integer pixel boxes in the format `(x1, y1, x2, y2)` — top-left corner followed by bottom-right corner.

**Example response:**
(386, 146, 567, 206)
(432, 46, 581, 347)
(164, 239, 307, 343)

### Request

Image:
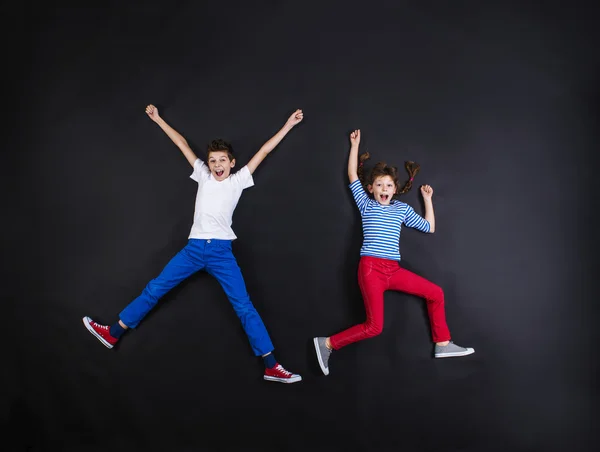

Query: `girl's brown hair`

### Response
(358, 152, 420, 198)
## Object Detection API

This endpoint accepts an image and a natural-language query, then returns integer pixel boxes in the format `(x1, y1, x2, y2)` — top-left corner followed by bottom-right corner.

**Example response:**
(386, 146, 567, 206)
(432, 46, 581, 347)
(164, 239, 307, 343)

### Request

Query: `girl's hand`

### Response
(145, 104, 160, 121)
(420, 184, 433, 200)
(350, 129, 361, 147)
(286, 109, 304, 127)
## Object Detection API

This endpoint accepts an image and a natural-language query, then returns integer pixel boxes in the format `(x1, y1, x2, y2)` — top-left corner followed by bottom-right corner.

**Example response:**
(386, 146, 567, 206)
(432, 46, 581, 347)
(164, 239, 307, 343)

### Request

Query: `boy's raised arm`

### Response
(146, 104, 198, 168)
(246, 109, 304, 175)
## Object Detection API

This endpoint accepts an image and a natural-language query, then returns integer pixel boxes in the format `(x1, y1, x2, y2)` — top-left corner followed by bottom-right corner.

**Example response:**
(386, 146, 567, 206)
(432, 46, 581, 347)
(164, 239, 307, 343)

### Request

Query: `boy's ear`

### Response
(230, 158, 236, 168)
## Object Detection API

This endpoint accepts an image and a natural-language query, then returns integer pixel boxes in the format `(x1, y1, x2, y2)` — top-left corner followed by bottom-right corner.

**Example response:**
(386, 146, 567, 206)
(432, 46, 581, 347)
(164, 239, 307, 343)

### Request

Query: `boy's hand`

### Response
(420, 184, 433, 200)
(286, 109, 304, 127)
(350, 129, 361, 147)
(145, 104, 160, 121)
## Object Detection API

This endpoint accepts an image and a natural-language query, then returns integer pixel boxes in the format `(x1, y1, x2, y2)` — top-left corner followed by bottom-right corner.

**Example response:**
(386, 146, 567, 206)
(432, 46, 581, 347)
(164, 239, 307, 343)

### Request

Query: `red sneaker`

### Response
(82, 316, 118, 349)
(264, 363, 302, 383)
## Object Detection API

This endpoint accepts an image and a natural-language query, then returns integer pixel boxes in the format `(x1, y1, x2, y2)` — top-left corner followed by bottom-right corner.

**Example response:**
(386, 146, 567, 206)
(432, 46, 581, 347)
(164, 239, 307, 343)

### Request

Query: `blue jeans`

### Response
(119, 239, 274, 356)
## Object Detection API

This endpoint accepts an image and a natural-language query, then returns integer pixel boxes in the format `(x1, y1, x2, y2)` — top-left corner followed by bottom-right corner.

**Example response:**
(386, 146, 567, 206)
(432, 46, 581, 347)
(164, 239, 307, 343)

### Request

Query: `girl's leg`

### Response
(387, 264, 474, 357)
(329, 257, 387, 350)
(386, 264, 451, 343)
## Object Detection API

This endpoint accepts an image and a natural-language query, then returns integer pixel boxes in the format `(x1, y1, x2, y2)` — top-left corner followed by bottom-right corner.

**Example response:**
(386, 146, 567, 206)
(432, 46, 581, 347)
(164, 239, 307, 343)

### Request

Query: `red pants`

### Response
(330, 256, 451, 349)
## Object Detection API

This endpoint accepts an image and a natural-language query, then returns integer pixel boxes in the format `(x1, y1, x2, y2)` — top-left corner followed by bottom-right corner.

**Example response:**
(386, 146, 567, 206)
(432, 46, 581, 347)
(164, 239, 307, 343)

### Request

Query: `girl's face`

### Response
(368, 175, 397, 205)
(207, 151, 235, 181)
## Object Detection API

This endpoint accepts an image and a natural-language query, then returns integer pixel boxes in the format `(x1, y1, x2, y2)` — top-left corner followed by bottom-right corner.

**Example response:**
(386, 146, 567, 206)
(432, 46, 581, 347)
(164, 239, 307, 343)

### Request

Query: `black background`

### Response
(5, 1, 598, 451)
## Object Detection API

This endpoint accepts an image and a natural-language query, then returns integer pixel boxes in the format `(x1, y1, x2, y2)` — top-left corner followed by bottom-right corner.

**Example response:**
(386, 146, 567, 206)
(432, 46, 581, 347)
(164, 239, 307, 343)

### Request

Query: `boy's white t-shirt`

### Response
(188, 158, 254, 240)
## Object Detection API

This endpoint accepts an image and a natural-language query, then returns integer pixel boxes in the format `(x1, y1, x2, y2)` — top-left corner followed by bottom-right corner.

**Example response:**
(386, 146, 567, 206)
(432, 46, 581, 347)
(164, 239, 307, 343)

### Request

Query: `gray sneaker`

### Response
(434, 341, 475, 358)
(313, 337, 332, 375)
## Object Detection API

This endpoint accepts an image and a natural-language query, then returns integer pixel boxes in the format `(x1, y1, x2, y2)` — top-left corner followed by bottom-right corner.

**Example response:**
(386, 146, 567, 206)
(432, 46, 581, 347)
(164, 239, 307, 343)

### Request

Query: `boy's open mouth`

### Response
(215, 170, 224, 177)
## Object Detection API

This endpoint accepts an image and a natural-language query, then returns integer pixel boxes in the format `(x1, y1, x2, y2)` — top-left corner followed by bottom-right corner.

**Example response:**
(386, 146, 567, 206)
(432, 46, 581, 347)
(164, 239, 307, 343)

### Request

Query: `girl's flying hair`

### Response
(358, 152, 420, 198)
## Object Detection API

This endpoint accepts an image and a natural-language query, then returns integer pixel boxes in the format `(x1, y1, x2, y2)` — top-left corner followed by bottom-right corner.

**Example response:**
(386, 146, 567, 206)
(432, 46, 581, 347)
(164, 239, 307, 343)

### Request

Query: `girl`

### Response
(313, 129, 474, 375)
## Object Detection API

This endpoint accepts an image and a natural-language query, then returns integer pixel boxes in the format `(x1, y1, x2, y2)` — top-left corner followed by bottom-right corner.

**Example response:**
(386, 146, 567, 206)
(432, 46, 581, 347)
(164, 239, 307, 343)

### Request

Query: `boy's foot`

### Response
(82, 316, 118, 349)
(313, 337, 331, 375)
(434, 341, 474, 358)
(264, 364, 302, 383)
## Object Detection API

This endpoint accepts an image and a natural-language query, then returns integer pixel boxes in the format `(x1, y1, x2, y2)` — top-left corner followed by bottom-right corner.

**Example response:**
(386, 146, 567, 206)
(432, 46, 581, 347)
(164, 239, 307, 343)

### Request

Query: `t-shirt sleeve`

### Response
(230, 165, 255, 190)
(190, 158, 210, 183)
(349, 179, 370, 215)
(403, 205, 431, 233)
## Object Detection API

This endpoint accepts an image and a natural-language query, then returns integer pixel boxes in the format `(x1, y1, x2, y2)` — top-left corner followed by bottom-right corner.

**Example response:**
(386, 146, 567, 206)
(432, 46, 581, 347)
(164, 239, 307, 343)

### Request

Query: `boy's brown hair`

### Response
(207, 139, 234, 161)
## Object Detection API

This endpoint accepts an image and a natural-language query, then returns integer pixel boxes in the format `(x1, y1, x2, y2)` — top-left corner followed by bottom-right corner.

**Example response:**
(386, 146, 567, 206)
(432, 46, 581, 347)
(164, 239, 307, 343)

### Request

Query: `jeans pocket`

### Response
(360, 261, 373, 278)
(216, 240, 233, 252)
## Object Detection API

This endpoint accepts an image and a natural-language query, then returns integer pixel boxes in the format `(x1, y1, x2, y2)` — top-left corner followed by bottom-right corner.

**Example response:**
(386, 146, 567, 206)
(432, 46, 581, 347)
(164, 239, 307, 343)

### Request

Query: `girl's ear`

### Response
(367, 184, 374, 193)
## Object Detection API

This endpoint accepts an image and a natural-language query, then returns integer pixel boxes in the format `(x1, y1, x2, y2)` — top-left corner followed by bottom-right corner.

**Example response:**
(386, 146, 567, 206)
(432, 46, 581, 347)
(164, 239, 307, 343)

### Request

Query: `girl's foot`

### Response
(313, 337, 332, 375)
(434, 341, 475, 358)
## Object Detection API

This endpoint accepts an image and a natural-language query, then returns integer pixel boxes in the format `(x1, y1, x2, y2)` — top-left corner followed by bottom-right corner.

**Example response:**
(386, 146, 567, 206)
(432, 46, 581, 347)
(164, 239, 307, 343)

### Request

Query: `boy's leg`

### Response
(119, 242, 205, 328)
(205, 240, 301, 383)
(83, 241, 204, 348)
(204, 241, 274, 356)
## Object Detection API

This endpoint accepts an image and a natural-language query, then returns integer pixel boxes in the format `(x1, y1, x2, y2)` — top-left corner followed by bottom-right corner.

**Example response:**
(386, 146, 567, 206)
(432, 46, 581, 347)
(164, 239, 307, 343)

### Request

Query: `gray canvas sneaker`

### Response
(313, 337, 332, 375)
(434, 341, 475, 358)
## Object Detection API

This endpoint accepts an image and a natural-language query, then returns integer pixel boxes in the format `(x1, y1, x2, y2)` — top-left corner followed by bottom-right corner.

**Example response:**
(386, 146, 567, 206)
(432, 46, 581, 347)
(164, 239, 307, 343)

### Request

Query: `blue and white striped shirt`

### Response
(350, 179, 430, 261)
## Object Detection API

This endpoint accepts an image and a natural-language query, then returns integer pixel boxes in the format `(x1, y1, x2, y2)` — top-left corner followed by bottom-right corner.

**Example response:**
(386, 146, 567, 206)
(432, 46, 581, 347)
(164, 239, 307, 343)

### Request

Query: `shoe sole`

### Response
(264, 375, 302, 383)
(313, 337, 330, 376)
(435, 348, 475, 358)
(82, 316, 114, 349)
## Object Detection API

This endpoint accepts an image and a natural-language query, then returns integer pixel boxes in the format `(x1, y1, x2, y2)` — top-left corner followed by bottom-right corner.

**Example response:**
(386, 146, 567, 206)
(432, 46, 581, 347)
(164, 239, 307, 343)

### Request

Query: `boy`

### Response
(83, 104, 304, 383)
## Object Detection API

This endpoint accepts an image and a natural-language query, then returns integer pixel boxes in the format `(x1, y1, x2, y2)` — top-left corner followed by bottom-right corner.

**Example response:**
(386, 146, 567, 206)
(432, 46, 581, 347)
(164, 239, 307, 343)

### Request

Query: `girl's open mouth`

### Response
(381, 194, 389, 201)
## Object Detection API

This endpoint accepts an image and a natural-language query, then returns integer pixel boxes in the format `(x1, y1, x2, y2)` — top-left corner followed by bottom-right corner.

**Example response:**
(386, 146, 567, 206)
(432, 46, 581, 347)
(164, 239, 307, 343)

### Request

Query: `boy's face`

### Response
(208, 151, 235, 181)
(368, 175, 397, 205)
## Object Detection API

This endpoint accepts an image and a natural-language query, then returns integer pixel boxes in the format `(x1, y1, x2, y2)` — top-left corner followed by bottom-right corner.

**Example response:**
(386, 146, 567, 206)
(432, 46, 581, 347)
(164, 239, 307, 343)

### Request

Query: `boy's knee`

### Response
(143, 284, 161, 301)
(230, 297, 256, 315)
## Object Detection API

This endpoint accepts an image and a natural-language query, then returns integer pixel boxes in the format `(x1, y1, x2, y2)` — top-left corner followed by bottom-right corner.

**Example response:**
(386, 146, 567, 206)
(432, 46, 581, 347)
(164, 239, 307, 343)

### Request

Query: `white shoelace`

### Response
(276, 365, 292, 376)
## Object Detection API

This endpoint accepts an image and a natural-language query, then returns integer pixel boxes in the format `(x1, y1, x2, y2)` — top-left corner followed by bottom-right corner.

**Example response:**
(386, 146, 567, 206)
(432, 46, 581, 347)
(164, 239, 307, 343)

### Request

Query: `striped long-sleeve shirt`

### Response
(350, 179, 431, 261)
